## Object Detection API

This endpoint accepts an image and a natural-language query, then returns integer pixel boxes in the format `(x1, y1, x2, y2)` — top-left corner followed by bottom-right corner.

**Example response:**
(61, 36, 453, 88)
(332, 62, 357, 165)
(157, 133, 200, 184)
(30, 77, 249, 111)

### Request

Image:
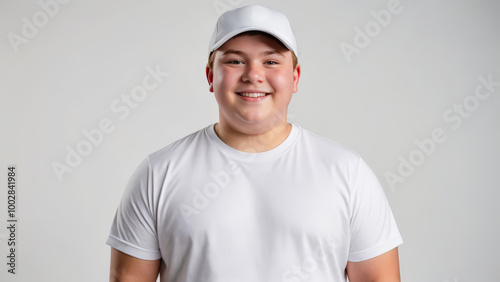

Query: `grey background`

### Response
(1, 0, 499, 281)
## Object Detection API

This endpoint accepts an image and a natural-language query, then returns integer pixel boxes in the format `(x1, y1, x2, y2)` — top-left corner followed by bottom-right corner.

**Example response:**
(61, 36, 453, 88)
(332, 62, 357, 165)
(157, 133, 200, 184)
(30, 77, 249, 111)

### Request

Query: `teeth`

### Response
(239, 92, 267, 97)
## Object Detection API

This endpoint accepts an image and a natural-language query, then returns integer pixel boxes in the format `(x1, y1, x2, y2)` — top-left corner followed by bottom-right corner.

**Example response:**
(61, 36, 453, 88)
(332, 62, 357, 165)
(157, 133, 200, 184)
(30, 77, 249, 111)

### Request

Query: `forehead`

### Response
(217, 31, 290, 53)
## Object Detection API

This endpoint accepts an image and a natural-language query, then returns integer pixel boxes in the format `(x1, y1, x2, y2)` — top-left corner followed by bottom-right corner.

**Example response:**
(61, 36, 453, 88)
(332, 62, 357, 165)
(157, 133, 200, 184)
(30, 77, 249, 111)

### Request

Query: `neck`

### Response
(214, 121, 292, 153)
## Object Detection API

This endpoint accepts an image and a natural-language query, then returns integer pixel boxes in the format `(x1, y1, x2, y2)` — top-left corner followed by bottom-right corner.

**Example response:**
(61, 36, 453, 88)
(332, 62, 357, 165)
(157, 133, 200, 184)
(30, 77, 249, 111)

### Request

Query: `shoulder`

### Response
(295, 125, 362, 163)
(146, 125, 213, 168)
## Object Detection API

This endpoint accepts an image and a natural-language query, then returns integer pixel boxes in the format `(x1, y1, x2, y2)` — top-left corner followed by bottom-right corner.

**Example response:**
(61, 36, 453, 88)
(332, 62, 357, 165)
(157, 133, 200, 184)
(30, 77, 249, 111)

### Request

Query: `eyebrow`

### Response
(220, 49, 245, 56)
(221, 49, 286, 57)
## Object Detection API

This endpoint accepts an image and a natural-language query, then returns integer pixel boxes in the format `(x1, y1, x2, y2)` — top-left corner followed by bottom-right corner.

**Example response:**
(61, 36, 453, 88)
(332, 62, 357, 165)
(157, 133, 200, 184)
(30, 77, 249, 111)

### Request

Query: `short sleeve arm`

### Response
(106, 157, 161, 260)
(348, 157, 403, 262)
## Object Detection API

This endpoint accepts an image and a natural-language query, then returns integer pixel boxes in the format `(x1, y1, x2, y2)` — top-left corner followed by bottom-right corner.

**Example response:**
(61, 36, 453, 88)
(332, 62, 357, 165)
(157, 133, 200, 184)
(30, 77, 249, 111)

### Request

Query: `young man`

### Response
(107, 5, 402, 282)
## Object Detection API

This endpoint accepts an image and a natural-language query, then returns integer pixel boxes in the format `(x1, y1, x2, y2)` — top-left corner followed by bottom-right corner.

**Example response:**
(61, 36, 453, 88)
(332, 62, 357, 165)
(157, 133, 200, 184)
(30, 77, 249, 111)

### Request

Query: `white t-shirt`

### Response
(106, 124, 403, 282)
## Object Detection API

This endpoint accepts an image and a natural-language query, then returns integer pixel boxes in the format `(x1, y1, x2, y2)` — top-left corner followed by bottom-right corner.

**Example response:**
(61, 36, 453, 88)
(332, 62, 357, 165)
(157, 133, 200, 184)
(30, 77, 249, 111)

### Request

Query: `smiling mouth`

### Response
(237, 92, 269, 97)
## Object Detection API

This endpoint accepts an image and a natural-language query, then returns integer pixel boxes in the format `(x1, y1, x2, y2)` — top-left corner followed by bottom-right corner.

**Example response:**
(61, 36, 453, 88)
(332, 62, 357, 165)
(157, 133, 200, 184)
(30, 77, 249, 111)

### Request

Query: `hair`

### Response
(207, 31, 298, 71)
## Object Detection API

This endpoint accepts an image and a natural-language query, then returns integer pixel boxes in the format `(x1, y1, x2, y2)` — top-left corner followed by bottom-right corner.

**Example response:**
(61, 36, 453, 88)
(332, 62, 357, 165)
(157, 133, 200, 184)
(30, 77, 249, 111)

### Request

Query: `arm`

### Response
(110, 248, 161, 282)
(345, 247, 400, 282)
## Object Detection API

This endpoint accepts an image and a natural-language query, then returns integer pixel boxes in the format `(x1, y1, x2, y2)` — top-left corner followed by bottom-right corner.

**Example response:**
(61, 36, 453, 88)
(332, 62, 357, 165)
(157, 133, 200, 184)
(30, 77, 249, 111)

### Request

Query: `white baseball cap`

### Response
(208, 5, 297, 56)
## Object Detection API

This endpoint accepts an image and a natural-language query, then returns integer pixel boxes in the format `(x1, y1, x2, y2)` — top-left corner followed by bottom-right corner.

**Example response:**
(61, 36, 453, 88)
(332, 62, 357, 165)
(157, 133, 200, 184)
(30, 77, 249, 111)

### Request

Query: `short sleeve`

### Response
(105, 157, 162, 260)
(348, 157, 403, 262)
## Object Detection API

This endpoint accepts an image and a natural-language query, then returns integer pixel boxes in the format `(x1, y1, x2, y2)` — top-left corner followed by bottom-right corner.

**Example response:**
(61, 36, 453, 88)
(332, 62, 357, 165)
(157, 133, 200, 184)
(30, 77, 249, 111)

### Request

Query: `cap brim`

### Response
(210, 27, 296, 55)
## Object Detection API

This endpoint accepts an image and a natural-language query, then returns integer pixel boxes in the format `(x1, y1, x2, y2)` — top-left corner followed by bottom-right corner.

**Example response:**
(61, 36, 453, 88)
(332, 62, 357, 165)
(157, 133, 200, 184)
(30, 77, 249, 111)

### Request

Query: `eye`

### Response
(227, 60, 243, 64)
(265, 60, 279, 65)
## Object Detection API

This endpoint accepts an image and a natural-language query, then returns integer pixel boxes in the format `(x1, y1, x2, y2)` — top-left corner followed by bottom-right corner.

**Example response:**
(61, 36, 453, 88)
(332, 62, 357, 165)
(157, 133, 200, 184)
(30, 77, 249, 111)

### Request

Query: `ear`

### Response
(293, 64, 301, 93)
(205, 66, 214, 93)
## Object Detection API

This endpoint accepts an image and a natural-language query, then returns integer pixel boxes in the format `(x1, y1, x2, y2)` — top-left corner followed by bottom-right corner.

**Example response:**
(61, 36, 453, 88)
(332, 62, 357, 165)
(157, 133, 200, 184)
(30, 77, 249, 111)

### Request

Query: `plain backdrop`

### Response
(1, 0, 499, 281)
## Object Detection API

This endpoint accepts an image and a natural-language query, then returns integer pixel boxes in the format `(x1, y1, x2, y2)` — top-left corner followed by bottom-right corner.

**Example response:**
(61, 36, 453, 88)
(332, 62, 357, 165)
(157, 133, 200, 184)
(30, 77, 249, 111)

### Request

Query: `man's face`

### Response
(206, 33, 300, 133)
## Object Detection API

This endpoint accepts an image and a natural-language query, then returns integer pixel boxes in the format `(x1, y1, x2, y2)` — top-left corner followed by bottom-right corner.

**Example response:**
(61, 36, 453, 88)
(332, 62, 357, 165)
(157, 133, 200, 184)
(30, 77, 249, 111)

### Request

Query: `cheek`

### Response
(268, 71, 295, 92)
(213, 68, 240, 92)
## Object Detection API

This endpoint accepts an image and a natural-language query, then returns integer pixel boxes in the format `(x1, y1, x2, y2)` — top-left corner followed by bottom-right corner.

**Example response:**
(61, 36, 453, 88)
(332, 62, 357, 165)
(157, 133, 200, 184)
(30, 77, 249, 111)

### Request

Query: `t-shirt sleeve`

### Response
(348, 157, 403, 262)
(106, 157, 162, 260)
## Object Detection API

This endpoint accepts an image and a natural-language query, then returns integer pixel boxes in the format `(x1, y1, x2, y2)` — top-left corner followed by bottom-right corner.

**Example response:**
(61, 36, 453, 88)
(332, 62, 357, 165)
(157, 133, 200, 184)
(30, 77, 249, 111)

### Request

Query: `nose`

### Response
(242, 61, 264, 84)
